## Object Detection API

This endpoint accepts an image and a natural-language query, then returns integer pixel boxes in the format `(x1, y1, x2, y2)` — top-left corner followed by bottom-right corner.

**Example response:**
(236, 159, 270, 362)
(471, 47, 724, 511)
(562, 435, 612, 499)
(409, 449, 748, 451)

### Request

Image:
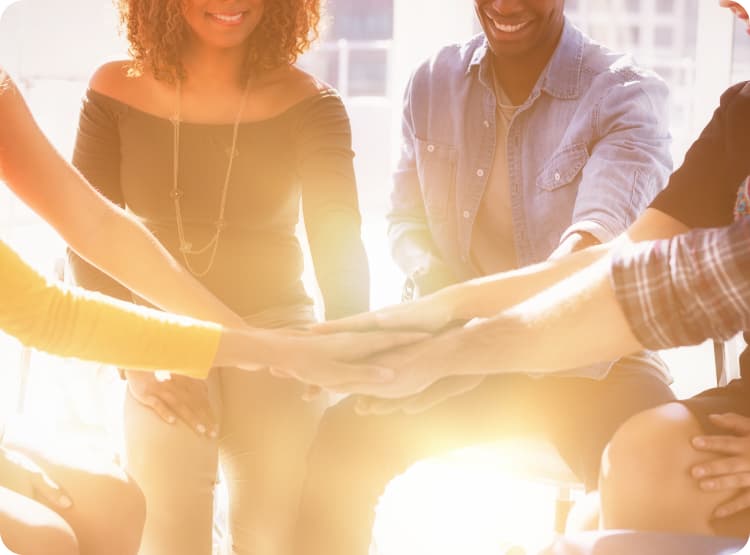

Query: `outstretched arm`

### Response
(0, 68, 245, 328)
(353, 216, 750, 399)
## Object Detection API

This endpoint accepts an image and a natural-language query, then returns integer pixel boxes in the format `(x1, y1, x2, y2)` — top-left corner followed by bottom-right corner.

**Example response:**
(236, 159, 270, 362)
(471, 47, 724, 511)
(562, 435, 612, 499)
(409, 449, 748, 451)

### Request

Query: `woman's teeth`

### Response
(210, 12, 244, 23)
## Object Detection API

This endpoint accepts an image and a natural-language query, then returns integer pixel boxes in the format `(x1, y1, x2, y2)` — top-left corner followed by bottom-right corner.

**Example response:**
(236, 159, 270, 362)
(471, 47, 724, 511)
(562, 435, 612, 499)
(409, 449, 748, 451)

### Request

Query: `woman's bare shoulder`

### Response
(261, 66, 338, 107)
(88, 61, 158, 106)
(286, 65, 335, 95)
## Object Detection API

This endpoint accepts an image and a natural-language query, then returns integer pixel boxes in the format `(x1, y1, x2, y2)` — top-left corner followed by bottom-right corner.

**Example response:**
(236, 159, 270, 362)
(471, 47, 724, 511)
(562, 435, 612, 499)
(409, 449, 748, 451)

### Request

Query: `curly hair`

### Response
(118, 0, 322, 82)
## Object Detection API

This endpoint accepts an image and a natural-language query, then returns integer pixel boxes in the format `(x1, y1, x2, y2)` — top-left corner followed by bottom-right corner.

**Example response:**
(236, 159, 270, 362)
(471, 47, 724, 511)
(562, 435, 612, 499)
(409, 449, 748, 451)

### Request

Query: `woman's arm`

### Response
(0, 238, 221, 376)
(1, 235, 423, 393)
(298, 93, 370, 319)
(0, 68, 245, 328)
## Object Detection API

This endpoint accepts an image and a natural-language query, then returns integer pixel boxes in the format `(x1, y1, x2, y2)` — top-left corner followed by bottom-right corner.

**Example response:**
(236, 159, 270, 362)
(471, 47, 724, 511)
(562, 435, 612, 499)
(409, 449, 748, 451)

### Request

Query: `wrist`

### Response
(432, 285, 463, 322)
(442, 280, 483, 322)
(214, 327, 277, 372)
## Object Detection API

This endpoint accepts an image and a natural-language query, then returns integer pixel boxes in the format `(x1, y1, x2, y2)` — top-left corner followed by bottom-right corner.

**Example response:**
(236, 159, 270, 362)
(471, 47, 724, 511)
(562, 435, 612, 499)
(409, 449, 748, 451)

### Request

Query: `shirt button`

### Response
(476, 169, 485, 177)
(427, 144, 435, 153)
(483, 120, 490, 128)
(554, 171, 561, 181)
(463, 210, 471, 219)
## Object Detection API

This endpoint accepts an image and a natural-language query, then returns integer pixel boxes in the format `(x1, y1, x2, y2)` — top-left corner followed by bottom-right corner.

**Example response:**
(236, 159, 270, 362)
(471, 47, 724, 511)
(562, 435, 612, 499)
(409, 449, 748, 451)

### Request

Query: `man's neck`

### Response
(490, 27, 563, 106)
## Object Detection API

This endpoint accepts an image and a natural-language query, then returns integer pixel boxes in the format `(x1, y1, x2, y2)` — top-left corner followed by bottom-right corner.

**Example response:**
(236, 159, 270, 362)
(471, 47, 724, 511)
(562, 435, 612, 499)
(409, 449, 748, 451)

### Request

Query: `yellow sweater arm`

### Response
(0, 241, 221, 377)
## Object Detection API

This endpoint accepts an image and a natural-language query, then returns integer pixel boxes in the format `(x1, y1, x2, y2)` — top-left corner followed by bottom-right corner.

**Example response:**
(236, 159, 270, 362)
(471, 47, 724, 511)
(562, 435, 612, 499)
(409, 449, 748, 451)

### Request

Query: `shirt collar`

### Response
(468, 17, 584, 100)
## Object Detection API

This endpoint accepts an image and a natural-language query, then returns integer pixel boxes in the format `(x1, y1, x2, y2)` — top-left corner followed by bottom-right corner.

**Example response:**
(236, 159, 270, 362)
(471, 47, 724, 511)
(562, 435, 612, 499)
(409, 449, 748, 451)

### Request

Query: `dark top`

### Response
(649, 81, 750, 380)
(69, 88, 369, 320)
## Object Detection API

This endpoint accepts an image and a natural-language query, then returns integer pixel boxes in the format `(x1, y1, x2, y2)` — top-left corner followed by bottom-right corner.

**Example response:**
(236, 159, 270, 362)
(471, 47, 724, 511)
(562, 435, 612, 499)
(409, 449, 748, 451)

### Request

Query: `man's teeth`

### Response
(211, 13, 243, 23)
(493, 20, 530, 33)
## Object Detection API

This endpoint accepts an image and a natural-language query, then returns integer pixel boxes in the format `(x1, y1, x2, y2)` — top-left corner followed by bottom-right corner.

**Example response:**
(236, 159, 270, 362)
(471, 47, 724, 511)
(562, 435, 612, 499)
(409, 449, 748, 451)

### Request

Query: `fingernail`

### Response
(701, 479, 716, 489)
(167, 415, 176, 424)
(58, 495, 72, 509)
(209, 429, 218, 439)
(715, 508, 728, 518)
(197, 424, 207, 435)
(692, 437, 706, 447)
(693, 466, 706, 477)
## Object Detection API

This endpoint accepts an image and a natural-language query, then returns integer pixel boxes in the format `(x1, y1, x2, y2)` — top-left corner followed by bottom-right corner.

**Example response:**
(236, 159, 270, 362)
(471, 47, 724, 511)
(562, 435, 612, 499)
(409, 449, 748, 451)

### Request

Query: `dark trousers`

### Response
(293, 363, 675, 555)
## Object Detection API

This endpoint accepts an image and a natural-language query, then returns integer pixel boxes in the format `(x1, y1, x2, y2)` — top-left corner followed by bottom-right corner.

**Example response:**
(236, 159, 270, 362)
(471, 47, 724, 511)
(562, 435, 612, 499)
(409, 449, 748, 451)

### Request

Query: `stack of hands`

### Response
(124, 291, 475, 438)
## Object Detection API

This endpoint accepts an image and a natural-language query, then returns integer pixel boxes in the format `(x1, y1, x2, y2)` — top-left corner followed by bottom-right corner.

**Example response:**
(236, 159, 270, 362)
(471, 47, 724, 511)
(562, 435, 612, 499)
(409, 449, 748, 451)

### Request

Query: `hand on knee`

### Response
(0, 486, 79, 555)
(599, 403, 719, 534)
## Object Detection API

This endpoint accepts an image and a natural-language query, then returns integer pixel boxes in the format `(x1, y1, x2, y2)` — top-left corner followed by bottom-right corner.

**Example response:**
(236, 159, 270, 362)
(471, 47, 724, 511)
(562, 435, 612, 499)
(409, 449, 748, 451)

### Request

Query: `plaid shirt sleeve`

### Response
(610, 218, 750, 350)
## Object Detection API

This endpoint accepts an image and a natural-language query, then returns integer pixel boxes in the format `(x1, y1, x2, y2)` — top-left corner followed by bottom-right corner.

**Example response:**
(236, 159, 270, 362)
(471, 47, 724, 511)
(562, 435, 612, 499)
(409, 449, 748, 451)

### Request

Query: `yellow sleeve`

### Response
(0, 240, 221, 378)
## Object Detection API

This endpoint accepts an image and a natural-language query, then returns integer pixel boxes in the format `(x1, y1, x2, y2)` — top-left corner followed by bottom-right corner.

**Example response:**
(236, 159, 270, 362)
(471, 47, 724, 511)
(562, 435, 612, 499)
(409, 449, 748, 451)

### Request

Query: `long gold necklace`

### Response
(170, 77, 251, 277)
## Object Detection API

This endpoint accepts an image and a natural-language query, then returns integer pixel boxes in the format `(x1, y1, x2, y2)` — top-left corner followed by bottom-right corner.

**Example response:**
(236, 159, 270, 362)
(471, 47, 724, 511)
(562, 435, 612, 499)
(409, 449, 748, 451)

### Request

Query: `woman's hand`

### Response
(0, 447, 72, 510)
(691, 413, 750, 519)
(125, 370, 217, 438)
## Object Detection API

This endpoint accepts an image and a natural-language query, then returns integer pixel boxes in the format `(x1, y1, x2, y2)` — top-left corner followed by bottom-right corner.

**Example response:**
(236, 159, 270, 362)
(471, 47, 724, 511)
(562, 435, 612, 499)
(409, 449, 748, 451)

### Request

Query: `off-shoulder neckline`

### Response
(85, 87, 341, 126)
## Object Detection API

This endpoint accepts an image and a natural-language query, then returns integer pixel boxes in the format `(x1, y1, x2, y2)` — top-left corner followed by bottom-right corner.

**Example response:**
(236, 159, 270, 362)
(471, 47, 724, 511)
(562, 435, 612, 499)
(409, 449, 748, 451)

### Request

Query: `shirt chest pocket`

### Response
(415, 138, 457, 219)
(536, 143, 590, 192)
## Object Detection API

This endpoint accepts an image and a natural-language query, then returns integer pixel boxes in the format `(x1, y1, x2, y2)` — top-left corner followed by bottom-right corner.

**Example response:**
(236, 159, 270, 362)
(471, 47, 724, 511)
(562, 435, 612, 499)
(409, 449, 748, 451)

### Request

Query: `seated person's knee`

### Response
(601, 403, 691, 491)
(75, 468, 145, 555)
(599, 402, 712, 533)
(0, 486, 79, 555)
(11, 451, 146, 555)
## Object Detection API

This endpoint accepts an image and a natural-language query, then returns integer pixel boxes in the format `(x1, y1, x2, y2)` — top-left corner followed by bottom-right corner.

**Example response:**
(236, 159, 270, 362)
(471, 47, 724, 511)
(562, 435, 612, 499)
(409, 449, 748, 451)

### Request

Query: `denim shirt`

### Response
(389, 19, 673, 381)
(389, 18, 672, 280)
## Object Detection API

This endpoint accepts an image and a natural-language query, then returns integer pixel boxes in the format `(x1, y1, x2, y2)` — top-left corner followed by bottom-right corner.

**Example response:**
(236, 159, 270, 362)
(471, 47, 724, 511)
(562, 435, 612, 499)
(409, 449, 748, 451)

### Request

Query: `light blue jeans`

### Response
(124, 304, 326, 555)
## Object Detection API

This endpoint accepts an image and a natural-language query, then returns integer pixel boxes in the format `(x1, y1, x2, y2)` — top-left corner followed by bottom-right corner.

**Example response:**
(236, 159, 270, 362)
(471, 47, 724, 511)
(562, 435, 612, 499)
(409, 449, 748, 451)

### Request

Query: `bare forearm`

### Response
(85, 212, 245, 326)
(0, 72, 244, 328)
(439, 241, 614, 321)
(439, 211, 691, 323)
(434, 256, 644, 377)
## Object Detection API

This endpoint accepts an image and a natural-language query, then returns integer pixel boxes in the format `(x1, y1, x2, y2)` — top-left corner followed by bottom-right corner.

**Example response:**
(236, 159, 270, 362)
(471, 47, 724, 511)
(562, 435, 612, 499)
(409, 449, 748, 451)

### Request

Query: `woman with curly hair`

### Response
(67, 0, 372, 553)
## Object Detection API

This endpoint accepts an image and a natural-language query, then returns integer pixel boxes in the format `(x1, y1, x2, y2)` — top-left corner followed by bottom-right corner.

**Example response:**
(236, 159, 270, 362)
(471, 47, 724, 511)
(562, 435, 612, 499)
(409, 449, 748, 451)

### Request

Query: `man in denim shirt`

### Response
(293, 3, 675, 554)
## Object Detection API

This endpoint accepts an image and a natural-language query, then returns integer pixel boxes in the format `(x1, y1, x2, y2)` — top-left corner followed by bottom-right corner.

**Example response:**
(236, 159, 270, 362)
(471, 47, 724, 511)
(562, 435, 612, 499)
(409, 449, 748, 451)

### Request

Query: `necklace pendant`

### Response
(179, 241, 193, 253)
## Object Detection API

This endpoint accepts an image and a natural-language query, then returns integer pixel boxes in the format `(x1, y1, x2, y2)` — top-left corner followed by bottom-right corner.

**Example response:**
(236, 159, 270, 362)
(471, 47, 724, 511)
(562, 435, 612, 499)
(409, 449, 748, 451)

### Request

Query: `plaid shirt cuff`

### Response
(610, 219, 750, 351)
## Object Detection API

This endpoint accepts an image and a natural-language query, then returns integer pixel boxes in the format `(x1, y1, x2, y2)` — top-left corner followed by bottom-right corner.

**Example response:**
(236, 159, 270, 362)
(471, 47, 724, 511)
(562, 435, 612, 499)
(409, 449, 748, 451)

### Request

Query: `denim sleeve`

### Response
(387, 70, 449, 283)
(561, 73, 673, 245)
